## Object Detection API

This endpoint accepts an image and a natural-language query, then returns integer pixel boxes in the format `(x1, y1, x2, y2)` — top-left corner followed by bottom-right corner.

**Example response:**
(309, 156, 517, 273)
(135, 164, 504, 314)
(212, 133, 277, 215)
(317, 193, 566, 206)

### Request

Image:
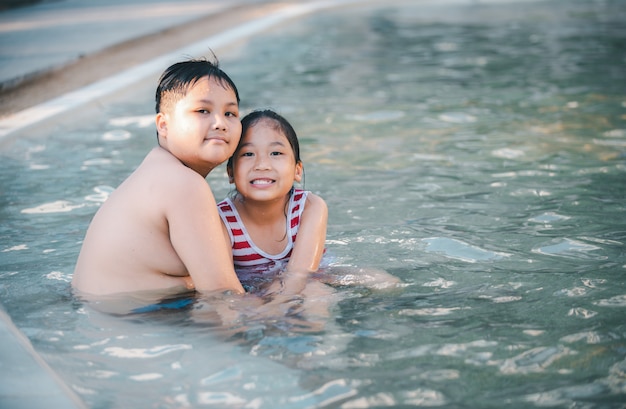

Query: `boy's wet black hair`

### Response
(155, 56, 240, 114)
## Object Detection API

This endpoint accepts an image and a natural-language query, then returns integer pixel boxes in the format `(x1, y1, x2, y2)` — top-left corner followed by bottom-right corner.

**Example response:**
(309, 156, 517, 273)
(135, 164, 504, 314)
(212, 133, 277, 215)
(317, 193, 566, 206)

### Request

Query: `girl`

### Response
(218, 109, 328, 294)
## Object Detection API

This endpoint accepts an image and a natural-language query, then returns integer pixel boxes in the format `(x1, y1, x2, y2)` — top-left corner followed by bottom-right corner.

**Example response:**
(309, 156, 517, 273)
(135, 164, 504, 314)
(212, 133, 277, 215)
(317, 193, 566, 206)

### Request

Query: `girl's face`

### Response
(230, 119, 302, 203)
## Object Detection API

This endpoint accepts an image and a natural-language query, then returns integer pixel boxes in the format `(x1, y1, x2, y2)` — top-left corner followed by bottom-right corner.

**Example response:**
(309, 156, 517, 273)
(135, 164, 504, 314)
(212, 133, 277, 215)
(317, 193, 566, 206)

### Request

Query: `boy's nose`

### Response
(212, 113, 227, 130)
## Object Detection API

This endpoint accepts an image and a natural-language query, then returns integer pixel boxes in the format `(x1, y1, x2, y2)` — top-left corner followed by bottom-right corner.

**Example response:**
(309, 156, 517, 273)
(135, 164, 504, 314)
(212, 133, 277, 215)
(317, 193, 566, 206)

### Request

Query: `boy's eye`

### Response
(241, 152, 254, 157)
(197, 109, 209, 114)
(226, 111, 239, 118)
(270, 151, 283, 156)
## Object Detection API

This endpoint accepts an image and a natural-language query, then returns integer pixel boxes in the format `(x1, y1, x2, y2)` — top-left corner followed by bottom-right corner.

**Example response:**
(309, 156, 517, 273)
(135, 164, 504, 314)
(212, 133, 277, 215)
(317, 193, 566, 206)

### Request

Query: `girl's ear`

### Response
(227, 165, 235, 184)
(155, 112, 168, 137)
(294, 161, 303, 183)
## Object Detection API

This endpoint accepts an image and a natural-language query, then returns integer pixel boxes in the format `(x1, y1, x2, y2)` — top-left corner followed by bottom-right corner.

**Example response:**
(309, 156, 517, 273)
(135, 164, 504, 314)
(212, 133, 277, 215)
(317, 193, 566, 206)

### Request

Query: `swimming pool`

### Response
(1, 0, 626, 407)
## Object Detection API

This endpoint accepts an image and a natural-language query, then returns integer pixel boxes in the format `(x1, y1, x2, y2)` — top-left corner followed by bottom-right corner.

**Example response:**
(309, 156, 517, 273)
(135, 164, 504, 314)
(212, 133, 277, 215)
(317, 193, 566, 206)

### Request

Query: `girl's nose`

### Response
(254, 156, 271, 170)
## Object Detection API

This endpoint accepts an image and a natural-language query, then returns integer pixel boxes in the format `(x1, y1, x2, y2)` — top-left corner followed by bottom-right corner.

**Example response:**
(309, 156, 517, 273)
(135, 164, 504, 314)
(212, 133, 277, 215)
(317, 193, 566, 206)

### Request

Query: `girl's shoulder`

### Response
(299, 190, 327, 214)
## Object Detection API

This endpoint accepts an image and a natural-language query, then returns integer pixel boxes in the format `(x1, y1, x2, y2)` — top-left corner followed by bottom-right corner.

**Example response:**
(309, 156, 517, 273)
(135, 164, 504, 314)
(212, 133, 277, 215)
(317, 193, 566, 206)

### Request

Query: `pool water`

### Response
(1, 0, 626, 407)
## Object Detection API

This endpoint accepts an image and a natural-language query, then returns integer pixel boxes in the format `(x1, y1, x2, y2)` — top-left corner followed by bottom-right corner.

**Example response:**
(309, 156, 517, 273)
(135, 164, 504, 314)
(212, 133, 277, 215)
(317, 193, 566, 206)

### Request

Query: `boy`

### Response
(72, 58, 245, 296)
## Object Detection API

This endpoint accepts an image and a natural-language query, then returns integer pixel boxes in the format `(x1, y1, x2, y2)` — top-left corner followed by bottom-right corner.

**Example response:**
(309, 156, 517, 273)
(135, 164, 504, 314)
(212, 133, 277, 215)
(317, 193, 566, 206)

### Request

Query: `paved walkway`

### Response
(0, 0, 365, 139)
(0, 0, 265, 89)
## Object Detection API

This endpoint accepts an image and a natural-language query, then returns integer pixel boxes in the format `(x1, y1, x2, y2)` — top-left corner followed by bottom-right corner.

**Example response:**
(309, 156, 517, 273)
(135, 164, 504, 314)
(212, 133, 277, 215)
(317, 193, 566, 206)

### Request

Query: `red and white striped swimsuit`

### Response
(217, 189, 309, 271)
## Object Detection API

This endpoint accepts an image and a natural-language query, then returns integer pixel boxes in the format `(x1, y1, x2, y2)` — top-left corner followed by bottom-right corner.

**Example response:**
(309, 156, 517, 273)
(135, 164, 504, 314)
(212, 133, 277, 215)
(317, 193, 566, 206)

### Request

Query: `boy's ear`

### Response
(155, 112, 167, 137)
(294, 161, 303, 183)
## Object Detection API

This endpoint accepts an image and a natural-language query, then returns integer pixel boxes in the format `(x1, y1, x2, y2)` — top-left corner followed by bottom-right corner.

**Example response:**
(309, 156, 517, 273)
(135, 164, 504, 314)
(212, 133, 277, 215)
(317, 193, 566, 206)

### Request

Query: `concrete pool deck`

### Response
(0, 0, 367, 406)
(0, 0, 369, 139)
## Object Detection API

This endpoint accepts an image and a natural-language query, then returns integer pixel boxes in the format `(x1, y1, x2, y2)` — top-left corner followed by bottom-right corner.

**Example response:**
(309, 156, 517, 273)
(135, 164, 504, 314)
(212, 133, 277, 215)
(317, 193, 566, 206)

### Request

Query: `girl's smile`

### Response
(230, 118, 302, 202)
(250, 178, 275, 186)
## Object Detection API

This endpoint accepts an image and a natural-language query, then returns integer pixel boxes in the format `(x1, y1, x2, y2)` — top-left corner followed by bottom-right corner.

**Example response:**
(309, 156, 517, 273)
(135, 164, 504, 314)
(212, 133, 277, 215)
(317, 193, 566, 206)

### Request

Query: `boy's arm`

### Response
(167, 176, 244, 295)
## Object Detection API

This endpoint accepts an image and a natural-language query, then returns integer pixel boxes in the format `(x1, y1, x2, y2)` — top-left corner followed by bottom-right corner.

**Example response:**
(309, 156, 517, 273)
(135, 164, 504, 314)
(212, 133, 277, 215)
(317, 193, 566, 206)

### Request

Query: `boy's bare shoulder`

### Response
(144, 147, 208, 189)
(142, 148, 217, 215)
(143, 147, 186, 172)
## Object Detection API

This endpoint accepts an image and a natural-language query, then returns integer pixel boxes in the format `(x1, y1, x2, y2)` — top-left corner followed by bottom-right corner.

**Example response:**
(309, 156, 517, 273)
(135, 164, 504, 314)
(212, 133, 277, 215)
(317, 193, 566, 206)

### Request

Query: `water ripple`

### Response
(528, 212, 571, 224)
(2, 244, 27, 252)
(197, 391, 246, 406)
(346, 110, 405, 122)
(21, 200, 85, 214)
(388, 340, 497, 361)
(109, 115, 154, 128)
(422, 237, 510, 263)
(342, 392, 397, 408)
(566, 308, 598, 319)
(288, 379, 357, 407)
(525, 382, 609, 407)
(561, 331, 602, 344)
(606, 359, 626, 394)
(403, 388, 447, 407)
(45, 271, 72, 283)
(532, 238, 604, 260)
(129, 373, 162, 381)
(422, 278, 456, 289)
(200, 366, 243, 386)
(498, 346, 575, 375)
(102, 344, 192, 358)
(102, 129, 132, 141)
(85, 185, 114, 203)
(594, 294, 626, 307)
(398, 307, 468, 317)
(491, 148, 525, 159)
(438, 112, 476, 123)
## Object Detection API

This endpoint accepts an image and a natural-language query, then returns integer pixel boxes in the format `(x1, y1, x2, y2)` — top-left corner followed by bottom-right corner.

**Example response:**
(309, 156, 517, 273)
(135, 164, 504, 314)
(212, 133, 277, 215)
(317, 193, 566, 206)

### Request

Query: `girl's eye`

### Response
(197, 109, 209, 114)
(226, 111, 239, 118)
(270, 151, 283, 156)
(241, 152, 254, 157)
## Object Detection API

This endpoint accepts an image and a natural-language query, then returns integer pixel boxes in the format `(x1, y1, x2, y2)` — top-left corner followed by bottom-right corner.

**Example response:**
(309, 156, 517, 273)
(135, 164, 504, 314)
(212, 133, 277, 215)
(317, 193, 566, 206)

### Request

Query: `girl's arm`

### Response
(257, 193, 327, 318)
(287, 193, 328, 273)
(278, 193, 328, 295)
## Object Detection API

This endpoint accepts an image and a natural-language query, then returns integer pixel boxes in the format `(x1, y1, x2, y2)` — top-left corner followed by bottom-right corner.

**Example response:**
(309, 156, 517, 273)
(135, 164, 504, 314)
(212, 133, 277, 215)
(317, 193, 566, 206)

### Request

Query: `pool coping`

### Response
(0, 306, 87, 409)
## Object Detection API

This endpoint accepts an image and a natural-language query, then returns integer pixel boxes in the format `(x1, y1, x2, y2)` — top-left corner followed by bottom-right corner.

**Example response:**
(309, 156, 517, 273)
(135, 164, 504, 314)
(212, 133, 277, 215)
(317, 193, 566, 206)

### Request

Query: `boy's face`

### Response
(156, 76, 241, 176)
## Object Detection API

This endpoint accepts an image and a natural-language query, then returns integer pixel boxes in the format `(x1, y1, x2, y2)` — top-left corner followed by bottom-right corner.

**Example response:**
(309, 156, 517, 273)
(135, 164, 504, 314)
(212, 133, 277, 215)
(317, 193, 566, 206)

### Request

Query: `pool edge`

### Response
(0, 306, 87, 409)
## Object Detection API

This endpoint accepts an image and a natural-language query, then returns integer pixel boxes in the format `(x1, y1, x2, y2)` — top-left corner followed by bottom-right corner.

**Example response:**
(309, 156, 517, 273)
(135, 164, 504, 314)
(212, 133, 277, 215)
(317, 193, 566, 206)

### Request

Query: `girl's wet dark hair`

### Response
(227, 109, 301, 173)
(155, 56, 240, 114)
